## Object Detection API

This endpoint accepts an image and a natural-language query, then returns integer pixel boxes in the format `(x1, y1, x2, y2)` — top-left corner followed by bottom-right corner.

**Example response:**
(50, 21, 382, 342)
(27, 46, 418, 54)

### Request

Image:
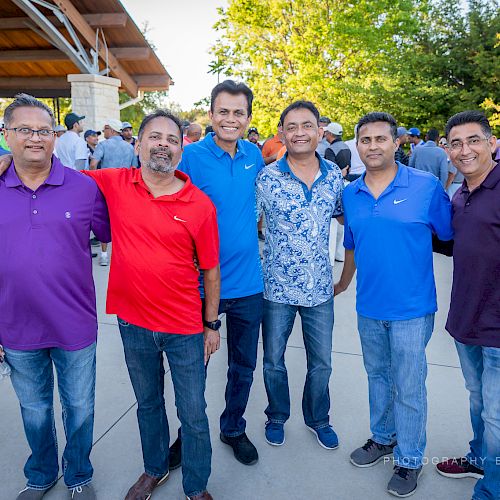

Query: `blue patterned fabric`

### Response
(256, 154, 344, 306)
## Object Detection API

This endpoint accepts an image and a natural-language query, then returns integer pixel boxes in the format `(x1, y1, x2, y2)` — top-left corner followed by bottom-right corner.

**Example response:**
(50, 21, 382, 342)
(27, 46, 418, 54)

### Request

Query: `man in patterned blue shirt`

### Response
(256, 101, 344, 450)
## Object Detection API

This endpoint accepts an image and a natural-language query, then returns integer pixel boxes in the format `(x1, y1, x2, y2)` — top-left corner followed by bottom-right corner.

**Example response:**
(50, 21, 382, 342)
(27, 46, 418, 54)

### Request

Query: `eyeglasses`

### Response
(5, 127, 55, 140)
(448, 137, 489, 151)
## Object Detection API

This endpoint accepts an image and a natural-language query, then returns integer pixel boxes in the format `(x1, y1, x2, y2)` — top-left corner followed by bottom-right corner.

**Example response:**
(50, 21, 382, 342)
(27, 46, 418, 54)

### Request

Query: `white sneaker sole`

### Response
(436, 468, 483, 480)
(350, 451, 393, 468)
(265, 435, 285, 446)
(307, 426, 339, 450)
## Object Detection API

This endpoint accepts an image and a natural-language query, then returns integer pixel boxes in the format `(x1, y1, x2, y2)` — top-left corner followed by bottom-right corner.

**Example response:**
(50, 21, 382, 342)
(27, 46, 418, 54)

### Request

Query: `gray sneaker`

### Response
(350, 438, 396, 467)
(17, 486, 54, 500)
(387, 466, 423, 497)
(70, 484, 96, 499)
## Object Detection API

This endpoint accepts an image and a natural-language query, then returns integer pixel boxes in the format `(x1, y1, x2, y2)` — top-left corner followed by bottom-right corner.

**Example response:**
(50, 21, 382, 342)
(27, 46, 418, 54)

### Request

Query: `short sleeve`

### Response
(82, 169, 111, 198)
(91, 187, 111, 243)
(92, 143, 105, 162)
(428, 182, 453, 241)
(75, 138, 89, 161)
(332, 177, 344, 217)
(194, 204, 219, 270)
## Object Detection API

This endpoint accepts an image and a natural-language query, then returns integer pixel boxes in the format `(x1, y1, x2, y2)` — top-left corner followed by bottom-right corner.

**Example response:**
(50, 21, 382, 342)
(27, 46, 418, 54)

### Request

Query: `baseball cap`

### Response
(54, 125, 66, 133)
(84, 129, 101, 139)
(408, 127, 421, 136)
(397, 126, 409, 138)
(121, 121, 133, 130)
(248, 127, 259, 136)
(64, 112, 85, 129)
(319, 116, 331, 125)
(439, 137, 448, 146)
(104, 118, 124, 133)
(324, 122, 343, 135)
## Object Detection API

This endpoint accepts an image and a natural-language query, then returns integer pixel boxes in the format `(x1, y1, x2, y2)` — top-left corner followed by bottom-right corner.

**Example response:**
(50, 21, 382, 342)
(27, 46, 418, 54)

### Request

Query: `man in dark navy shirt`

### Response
(436, 111, 499, 500)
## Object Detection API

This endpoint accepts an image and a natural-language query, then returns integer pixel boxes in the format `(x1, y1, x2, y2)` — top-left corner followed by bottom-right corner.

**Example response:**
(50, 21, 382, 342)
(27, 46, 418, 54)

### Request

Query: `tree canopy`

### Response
(211, 0, 499, 137)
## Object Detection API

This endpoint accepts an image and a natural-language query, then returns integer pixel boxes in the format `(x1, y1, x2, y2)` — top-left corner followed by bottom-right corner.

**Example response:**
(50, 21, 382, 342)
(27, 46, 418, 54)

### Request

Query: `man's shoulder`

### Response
(187, 181, 216, 212)
(258, 161, 283, 182)
(406, 164, 439, 186)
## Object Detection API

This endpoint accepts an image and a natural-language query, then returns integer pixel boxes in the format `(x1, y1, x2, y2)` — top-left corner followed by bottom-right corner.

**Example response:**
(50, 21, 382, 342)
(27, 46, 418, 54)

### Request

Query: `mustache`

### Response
(150, 146, 172, 159)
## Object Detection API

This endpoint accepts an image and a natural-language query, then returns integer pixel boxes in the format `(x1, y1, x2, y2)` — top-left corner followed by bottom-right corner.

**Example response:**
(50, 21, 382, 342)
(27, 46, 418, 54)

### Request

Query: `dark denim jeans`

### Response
(215, 292, 263, 437)
(5, 343, 96, 490)
(118, 319, 210, 497)
(262, 297, 334, 429)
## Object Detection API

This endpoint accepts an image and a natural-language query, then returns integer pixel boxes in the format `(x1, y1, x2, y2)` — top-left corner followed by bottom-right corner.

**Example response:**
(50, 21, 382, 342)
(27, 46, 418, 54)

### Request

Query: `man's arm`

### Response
(75, 158, 87, 170)
(202, 265, 221, 364)
(89, 158, 99, 170)
(0, 153, 13, 174)
(334, 249, 356, 296)
(409, 149, 416, 168)
(439, 154, 449, 187)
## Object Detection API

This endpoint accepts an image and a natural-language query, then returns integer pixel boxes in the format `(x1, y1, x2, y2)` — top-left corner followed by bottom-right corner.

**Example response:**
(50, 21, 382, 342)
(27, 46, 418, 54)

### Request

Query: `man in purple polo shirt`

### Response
(435, 111, 499, 500)
(0, 94, 110, 500)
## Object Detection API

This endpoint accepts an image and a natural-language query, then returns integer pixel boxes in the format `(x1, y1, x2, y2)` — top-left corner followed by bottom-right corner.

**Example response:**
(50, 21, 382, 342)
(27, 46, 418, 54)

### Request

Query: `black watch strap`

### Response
(203, 319, 221, 331)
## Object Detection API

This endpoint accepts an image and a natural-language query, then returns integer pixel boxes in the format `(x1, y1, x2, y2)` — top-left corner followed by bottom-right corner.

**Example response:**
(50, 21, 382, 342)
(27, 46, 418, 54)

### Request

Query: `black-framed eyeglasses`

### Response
(5, 127, 55, 140)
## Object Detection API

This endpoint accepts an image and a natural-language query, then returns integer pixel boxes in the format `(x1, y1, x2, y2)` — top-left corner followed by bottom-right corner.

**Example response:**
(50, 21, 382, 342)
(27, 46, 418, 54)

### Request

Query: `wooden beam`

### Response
(0, 77, 69, 89)
(0, 48, 151, 63)
(0, 50, 67, 62)
(51, 0, 138, 96)
(110, 47, 151, 61)
(0, 13, 127, 30)
(134, 74, 171, 90)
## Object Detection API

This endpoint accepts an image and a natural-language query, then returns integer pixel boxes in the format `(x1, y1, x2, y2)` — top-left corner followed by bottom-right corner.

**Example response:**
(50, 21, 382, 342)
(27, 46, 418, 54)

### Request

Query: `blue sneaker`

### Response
(307, 425, 339, 450)
(265, 421, 285, 446)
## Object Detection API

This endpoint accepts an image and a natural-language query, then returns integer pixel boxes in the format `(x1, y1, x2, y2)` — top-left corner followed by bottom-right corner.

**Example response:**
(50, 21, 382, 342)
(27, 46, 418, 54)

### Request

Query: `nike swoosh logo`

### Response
(244, 164, 255, 170)
(173, 216, 187, 222)
(393, 199, 407, 205)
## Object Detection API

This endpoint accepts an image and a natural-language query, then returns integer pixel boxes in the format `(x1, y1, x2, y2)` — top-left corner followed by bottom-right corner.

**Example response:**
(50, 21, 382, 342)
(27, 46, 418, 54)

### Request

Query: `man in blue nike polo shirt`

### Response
(335, 112, 453, 498)
(172, 80, 265, 466)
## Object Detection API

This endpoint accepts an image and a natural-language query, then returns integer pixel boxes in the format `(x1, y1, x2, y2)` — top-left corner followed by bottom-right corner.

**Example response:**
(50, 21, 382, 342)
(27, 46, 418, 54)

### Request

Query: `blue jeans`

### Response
(118, 320, 210, 497)
(263, 297, 334, 429)
(455, 341, 500, 500)
(217, 293, 263, 437)
(5, 343, 96, 490)
(357, 314, 434, 469)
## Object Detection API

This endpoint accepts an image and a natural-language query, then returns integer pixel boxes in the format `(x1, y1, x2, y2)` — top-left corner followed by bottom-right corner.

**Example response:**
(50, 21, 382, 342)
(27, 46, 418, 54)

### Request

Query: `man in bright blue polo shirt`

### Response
(172, 80, 265, 466)
(257, 100, 344, 450)
(335, 112, 453, 498)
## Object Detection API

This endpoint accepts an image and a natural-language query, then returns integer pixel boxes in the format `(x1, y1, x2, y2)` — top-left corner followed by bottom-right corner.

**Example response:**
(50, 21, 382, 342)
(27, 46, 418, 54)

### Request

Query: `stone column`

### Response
(67, 74, 121, 132)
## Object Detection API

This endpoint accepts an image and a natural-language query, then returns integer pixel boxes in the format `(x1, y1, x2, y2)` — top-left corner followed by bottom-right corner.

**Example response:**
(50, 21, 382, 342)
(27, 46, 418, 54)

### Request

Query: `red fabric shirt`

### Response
(84, 168, 219, 334)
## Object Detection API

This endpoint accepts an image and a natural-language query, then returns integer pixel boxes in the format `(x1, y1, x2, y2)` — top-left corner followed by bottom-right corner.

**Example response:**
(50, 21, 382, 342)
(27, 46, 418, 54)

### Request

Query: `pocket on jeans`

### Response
(117, 317, 130, 327)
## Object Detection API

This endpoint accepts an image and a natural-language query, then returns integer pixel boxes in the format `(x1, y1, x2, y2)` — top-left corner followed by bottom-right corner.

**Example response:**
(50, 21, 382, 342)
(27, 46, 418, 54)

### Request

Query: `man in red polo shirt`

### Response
(85, 110, 220, 500)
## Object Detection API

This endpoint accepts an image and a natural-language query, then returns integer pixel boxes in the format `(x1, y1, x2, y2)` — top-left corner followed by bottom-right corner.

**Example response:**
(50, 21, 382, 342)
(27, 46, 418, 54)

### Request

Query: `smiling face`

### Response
(357, 121, 399, 171)
(4, 106, 55, 168)
(209, 91, 251, 147)
(447, 123, 496, 180)
(280, 107, 322, 159)
(136, 116, 182, 174)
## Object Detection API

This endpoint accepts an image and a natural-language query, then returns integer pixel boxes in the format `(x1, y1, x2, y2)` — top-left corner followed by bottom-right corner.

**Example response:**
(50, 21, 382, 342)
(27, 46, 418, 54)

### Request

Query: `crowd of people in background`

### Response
(0, 80, 498, 500)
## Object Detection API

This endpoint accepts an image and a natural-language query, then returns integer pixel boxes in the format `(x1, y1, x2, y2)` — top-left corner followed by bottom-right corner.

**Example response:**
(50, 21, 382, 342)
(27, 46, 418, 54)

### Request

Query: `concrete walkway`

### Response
(1, 254, 477, 499)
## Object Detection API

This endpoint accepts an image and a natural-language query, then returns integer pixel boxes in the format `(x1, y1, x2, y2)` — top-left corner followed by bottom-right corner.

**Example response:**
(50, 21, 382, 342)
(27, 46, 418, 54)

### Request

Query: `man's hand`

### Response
(0, 153, 13, 175)
(334, 281, 347, 297)
(203, 327, 220, 364)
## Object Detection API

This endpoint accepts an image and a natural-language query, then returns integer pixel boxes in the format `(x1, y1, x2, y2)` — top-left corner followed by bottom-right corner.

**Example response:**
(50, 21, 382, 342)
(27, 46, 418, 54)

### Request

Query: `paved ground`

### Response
(1, 253, 478, 500)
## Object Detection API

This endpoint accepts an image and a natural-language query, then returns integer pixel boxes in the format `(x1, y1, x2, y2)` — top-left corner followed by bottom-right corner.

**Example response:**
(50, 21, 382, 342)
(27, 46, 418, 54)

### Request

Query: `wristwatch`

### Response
(203, 319, 222, 331)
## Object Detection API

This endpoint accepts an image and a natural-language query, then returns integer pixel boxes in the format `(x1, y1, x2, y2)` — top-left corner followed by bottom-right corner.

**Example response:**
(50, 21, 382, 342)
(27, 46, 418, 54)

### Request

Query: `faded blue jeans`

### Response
(5, 343, 96, 490)
(357, 314, 434, 469)
(455, 341, 500, 500)
(118, 319, 211, 498)
(263, 297, 334, 429)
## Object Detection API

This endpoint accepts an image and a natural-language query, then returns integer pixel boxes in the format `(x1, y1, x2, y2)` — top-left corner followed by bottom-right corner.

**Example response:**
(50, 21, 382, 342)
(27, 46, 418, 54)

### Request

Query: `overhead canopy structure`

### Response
(0, 0, 173, 98)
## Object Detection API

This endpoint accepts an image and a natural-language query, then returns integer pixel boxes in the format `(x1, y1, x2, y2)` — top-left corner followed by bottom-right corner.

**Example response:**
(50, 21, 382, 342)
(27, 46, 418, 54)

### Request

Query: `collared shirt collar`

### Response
(355, 161, 409, 193)
(4, 155, 65, 188)
(423, 140, 437, 147)
(277, 151, 329, 177)
(204, 132, 248, 159)
(130, 166, 194, 202)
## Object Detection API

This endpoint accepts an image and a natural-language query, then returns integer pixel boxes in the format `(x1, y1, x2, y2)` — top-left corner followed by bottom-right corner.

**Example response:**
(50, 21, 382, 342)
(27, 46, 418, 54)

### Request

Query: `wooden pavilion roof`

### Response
(0, 0, 172, 98)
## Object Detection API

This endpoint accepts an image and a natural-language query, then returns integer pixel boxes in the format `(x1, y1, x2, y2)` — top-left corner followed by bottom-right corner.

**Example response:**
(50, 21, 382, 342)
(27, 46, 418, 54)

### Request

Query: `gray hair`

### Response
(4, 93, 56, 128)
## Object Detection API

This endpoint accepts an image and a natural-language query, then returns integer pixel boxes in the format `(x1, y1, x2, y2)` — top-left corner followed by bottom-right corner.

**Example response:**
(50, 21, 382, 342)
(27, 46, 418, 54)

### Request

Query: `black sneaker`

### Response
(220, 432, 258, 465)
(387, 466, 423, 497)
(90, 237, 100, 247)
(168, 436, 182, 471)
(350, 438, 396, 467)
